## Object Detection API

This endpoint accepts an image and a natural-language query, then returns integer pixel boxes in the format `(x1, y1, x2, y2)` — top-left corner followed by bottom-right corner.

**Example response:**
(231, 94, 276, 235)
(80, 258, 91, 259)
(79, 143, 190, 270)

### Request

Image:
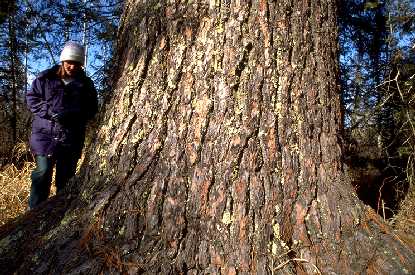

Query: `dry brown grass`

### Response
(0, 143, 34, 226)
(0, 163, 32, 225)
(393, 161, 415, 236)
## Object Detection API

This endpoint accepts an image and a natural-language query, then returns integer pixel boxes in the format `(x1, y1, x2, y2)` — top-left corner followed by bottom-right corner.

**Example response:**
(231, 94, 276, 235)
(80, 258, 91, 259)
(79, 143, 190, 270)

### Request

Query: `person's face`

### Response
(63, 60, 82, 76)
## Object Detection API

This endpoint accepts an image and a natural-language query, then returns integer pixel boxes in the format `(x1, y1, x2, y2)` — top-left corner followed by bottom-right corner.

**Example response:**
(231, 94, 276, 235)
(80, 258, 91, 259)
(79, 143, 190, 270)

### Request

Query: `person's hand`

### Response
(51, 111, 81, 126)
(51, 112, 66, 124)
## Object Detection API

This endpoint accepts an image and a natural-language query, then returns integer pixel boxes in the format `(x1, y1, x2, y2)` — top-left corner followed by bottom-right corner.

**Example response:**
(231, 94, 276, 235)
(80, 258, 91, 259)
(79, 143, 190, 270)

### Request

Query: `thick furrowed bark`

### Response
(1, 1, 414, 274)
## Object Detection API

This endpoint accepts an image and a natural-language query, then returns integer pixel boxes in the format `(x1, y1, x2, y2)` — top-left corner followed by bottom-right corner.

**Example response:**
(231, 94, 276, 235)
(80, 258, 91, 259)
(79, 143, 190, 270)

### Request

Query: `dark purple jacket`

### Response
(26, 65, 98, 158)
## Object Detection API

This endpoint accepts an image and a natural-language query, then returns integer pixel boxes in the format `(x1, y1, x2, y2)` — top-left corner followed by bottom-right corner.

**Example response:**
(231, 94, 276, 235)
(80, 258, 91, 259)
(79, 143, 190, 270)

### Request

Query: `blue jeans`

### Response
(29, 155, 78, 209)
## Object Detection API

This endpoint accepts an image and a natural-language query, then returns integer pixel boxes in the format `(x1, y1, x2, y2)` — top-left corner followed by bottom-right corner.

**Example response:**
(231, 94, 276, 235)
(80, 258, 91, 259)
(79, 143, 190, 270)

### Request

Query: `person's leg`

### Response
(55, 155, 78, 193)
(29, 155, 54, 209)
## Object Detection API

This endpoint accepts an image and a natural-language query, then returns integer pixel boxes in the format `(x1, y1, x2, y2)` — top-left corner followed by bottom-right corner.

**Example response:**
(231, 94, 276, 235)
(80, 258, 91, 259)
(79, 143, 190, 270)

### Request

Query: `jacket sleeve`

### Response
(26, 77, 49, 119)
(83, 78, 98, 121)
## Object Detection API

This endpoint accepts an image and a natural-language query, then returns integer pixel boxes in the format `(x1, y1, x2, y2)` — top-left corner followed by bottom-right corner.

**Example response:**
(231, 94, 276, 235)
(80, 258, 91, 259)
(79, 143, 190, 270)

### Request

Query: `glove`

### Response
(51, 112, 67, 124)
(51, 111, 81, 126)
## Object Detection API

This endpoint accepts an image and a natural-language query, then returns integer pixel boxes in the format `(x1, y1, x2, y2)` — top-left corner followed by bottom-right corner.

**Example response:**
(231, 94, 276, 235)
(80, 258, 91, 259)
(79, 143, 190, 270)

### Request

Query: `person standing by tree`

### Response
(26, 41, 97, 209)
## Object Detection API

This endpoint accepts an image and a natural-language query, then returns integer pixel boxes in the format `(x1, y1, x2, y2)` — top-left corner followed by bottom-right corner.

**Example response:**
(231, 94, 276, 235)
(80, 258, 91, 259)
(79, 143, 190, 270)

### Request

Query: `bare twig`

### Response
(24, 0, 57, 64)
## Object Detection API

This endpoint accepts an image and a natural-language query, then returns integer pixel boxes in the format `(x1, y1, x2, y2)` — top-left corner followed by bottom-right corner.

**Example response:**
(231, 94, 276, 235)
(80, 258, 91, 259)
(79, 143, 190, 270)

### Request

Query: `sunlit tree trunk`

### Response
(1, 1, 414, 274)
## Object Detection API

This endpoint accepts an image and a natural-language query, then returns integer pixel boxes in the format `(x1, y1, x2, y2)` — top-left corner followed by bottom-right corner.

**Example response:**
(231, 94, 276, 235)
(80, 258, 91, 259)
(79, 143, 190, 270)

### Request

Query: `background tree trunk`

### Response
(1, 1, 414, 274)
(8, 13, 18, 144)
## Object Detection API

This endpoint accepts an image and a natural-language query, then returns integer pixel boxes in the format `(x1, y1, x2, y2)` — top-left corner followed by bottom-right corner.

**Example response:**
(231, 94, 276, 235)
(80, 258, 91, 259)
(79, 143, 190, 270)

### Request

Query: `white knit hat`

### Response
(60, 41, 85, 64)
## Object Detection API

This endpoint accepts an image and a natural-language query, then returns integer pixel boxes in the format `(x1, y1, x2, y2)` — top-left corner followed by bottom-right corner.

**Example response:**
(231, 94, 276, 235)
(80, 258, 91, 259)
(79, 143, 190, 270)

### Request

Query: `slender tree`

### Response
(1, 1, 414, 274)
(8, 11, 18, 144)
(0, 0, 25, 154)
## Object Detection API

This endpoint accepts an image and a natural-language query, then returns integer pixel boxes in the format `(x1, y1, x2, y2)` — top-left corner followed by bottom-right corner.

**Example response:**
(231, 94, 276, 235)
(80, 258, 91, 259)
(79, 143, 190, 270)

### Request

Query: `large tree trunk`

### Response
(1, 1, 414, 274)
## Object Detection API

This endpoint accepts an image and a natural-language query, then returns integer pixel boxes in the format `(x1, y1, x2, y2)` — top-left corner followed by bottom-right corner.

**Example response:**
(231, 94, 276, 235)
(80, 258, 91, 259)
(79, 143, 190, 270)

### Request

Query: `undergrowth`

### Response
(0, 142, 34, 226)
